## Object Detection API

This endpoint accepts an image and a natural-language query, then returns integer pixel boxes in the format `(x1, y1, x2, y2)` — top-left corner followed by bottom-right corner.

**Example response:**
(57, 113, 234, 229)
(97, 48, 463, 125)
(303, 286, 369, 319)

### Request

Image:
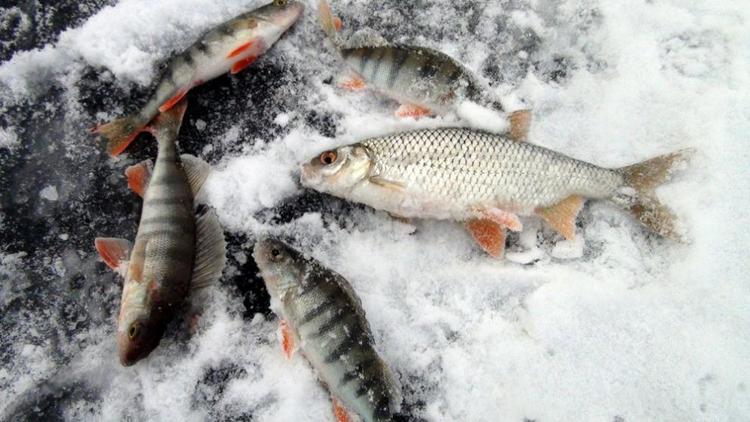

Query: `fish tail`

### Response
(148, 98, 188, 143)
(90, 115, 147, 157)
(318, 0, 341, 47)
(613, 148, 694, 240)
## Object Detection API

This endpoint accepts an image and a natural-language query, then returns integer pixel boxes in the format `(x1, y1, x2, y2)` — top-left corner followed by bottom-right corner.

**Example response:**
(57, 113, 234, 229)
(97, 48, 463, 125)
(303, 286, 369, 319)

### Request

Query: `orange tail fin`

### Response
(91, 115, 145, 157)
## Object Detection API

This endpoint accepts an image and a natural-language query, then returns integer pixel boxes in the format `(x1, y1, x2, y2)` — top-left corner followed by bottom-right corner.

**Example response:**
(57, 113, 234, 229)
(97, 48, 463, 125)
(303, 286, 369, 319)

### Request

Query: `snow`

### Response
(1, 0, 750, 421)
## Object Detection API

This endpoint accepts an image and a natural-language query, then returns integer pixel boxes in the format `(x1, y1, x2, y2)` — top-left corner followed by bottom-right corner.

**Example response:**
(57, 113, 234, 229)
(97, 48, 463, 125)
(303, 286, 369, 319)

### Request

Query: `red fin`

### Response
(91, 117, 144, 157)
(339, 75, 366, 91)
(159, 88, 190, 113)
(466, 219, 507, 258)
(508, 109, 532, 142)
(536, 195, 584, 240)
(483, 208, 523, 232)
(125, 161, 152, 198)
(227, 40, 257, 59)
(95, 238, 132, 270)
(280, 320, 295, 360)
(333, 16, 343, 31)
(332, 397, 351, 422)
(395, 103, 432, 118)
(231, 55, 258, 74)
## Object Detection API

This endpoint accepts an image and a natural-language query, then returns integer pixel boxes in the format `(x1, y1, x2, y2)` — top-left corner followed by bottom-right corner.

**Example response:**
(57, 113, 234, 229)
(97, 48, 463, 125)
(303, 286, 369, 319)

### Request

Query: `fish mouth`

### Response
(299, 162, 320, 188)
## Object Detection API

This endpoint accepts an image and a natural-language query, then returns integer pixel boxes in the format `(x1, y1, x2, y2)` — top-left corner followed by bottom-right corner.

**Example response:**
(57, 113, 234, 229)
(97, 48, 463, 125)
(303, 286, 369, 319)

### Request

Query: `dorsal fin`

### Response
(180, 154, 212, 196)
(345, 29, 390, 49)
(190, 207, 226, 292)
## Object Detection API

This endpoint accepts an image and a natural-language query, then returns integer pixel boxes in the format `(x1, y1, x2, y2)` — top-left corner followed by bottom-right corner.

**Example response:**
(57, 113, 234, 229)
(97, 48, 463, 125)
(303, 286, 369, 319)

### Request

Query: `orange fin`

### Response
(95, 238, 132, 270)
(508, 109, 532, 141)
(395, 103, 432, 118)
(91, 117, 144, 157)
(332, 397, 351, 422)
(333, 16, 343, 31)
(159, 88, 190, 113)
(227, 39, 257, 58)
(339, 75, 366, 91)
(483, 208, 523, 232)
(466, 219, 507, 258)
(536, 195, 584, 240)
(280, 320, 295, 360)
(231, 55, 258, 74)
(125, 160, 152, 198)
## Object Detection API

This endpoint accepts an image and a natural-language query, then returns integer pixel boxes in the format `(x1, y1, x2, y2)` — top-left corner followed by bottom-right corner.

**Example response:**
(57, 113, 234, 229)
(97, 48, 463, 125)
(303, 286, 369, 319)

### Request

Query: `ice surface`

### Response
(1, 0, 749, 421)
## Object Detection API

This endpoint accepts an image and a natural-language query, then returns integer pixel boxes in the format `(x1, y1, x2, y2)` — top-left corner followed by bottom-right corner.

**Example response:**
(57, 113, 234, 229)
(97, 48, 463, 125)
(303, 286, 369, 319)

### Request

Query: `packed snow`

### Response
(1, 0, 749, 421)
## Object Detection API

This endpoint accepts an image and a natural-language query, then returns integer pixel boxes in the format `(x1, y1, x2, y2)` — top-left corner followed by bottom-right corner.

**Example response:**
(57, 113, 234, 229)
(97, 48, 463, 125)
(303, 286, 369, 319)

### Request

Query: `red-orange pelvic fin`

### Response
(95, 238, 132, 270)
(159, 88, 190, 113)
(227, 39, 257, 58)
(231, 55, 258, 74)
(395, 103, 433, 118)
(339, 75, 366, 91)
(280, 320, 295, 360)
(125, 160, 152, 198)
(466, 219, 507, 258)
(333, 16, 343, 31)
(483, 208, 523, 232)
(536, 195, 584, 240)
(332, 397, 351, 422)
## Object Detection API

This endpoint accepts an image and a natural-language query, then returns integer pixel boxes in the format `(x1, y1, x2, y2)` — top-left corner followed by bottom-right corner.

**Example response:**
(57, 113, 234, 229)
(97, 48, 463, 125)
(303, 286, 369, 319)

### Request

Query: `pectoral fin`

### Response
(125, 160, 153, 198)
(180, 154, 212, 196)
(280, 319, 296, 360)
(227, 39, 257, 58)
(466, 219, 507, 258)
(536, 195, 584, 240)
(369, 176, 405, 191)
(190, 207, 226, 292)
(95, 238, 132, 270)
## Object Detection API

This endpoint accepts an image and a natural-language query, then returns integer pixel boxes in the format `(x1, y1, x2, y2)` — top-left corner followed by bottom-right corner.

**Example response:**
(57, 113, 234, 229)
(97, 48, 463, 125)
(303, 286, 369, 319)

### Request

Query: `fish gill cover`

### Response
(0, 0, 749, 421)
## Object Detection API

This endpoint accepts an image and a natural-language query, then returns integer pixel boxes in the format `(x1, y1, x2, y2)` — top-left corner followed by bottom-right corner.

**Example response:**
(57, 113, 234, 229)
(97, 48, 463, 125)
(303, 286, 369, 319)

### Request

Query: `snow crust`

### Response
(2, 0, 750, 420)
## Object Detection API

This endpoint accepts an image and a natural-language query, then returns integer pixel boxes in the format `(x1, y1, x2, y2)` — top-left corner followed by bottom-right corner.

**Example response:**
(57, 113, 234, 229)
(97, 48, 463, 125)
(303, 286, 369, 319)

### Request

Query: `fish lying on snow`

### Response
(92, 0, 304, 157)
(301, 128, 693, 258)
(95, 100, 226, 366)
(318, 0, 530, 140)
(253, 238, 402, 422)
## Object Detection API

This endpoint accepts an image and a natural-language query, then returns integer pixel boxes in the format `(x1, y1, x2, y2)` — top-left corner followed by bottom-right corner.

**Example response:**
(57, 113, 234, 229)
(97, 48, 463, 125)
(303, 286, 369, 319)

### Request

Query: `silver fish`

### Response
(93, 0, 304, 157)
(318, 0, 530, 139)
(253, 238, 401, 422)
(95, 100, 226, 366)
(301, 128, 692, 257)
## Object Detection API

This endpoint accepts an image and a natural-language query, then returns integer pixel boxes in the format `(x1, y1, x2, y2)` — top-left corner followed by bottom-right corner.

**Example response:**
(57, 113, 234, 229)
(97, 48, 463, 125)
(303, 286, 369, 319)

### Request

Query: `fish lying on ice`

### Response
(301, 128, 692, 258)
(92, 0, 304, 157)
(95, 100, 226, 366)
(253, 238, 402, 422)
(318, 0, 530, 140)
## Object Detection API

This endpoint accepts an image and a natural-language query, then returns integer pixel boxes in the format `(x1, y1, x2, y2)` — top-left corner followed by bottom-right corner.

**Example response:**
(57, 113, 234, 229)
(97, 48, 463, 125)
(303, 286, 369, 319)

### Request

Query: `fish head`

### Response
(254, 0, 305, 30)
(300, 145, 372, 196)
(117, 307, 162, 367)
(252, 237, 307, 299)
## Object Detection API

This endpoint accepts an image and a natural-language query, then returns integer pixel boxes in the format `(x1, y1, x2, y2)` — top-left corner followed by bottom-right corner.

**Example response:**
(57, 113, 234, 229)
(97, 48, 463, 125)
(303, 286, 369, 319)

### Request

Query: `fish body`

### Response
(95, 101, 226, 365)
(253, 238, 401, 422)
(302, 128, 691, 257)
(94, 0, 304, 156)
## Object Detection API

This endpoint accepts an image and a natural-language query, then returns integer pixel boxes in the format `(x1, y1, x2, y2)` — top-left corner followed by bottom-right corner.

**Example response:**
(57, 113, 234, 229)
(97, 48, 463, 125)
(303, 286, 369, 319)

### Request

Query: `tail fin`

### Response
(318, 0, 341, 47)
(148, 99, 188, 142)
(613, 149, 694, 240)
(91, 115, 145, 157)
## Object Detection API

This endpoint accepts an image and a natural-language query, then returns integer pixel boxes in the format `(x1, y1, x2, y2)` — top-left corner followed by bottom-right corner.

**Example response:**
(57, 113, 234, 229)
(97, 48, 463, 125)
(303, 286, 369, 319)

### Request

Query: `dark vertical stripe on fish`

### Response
(339, 357, 378, 387)
(358, 48, 374, 74)
(366, 48, 386, 81)
(300, 296, 337, 325)
(388, 48, 409, 89)
(324, 330, 362, 363)
(145, 197, 189, 207)
(419, 56, 439, 79)
(314, 310, 350, 337)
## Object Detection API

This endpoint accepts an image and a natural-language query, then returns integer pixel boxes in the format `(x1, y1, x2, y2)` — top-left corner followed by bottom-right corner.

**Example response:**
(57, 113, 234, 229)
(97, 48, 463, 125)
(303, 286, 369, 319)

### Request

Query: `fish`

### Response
(253, 238, 402, 422)
(94, 99, 226, 366)
(301, 127, 693, 258)
(92, 0, 304, 157)
(318, 0, 530, 140)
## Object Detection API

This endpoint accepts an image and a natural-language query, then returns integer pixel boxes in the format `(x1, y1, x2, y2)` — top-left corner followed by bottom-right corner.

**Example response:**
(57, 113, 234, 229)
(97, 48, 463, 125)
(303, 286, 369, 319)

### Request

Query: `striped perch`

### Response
(92, 0, 304, 157)
(253, 238, 402, 422)
(318, 0, 530, 140)
(95, 100, 226, 366)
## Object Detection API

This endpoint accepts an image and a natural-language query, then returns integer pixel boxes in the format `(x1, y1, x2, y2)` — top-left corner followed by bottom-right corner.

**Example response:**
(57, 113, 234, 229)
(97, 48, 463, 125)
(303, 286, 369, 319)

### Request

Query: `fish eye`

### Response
(274, 0, 287, 6)
(270, 247, 283, 261)
(128, 323, 140, 339)
(319, 151, 338, 166)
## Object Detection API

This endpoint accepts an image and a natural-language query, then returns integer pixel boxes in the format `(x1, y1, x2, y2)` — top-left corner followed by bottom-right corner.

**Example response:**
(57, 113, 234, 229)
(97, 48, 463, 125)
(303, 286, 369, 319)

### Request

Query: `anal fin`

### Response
(536, 195, 584, 240)
(190, 207, 226, 292)
(508, 109, 532, 141)
(125, 160, 153, 198)
(95, 238, 132, 270)
(466, 219, 507, 258)
(180, 154, 212, 196)
(483, 208, 523, 232)
(159, 88, 190, 113)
